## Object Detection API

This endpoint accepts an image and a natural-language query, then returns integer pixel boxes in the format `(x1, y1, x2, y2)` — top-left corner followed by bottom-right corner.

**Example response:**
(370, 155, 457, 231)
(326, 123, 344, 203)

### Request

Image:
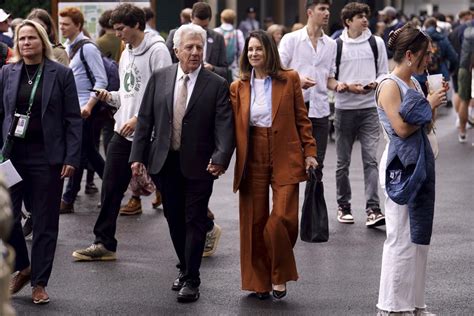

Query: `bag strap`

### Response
(335, 37, 343, 80)
(368, 35, 379, 76)
(79, 44, 96, 87)
(335, 35, 379, 80)
(69, 39, 91, 60)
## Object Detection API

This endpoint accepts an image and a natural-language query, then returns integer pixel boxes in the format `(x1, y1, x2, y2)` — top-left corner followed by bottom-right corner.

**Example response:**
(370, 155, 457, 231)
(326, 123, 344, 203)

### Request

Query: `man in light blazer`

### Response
(130, 23, 234, 303)
(166, 2, 228, 79)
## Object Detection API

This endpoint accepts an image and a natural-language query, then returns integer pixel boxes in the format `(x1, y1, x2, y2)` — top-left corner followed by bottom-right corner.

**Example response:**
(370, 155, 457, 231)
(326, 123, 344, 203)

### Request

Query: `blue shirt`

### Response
(66, 32, 108, 108)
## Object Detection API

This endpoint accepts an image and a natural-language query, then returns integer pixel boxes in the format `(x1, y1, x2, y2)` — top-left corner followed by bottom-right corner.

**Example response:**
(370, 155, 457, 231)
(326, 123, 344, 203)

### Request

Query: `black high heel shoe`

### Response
(255, 292, 270, 300)
(272, 285, 287, 299)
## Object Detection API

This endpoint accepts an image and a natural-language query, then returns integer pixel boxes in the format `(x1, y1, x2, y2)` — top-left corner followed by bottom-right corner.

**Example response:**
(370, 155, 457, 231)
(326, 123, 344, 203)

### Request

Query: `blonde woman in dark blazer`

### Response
(230, 30, 317, 300)
(1, 20, 81, 304)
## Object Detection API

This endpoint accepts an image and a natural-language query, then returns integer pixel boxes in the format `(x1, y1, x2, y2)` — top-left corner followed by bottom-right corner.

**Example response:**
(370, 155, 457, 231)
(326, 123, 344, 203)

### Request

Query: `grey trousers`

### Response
(335, 107, 380, 210)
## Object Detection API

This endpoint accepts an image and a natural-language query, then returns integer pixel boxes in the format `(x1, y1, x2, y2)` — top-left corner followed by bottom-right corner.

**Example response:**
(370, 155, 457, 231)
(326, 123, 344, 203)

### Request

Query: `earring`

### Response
(407, 61, 412, 67)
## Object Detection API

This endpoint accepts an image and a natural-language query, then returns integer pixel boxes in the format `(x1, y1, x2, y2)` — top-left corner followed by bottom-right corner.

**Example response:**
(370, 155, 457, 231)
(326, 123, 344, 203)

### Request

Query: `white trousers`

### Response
(377, 146, 429, 312)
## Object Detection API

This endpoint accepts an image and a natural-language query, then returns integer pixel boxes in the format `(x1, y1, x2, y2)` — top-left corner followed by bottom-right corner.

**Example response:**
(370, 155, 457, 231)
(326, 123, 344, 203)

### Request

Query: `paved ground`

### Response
(10, 106, 474, 315)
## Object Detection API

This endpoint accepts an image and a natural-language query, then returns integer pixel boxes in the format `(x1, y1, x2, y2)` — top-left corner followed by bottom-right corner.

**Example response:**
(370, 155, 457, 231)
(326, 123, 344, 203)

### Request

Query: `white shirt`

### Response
(335, 28, 388, 110)
(279, 26, 337, 118)
(250, 78, 271, 127)
(173, 64, 201, 108)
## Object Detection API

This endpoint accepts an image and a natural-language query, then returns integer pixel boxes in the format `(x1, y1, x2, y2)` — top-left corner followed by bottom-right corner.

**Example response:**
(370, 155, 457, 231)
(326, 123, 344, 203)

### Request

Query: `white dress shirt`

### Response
(173, 64, 201, 108)
(279, 26, 337, 118)
(250, 78, 271, 127)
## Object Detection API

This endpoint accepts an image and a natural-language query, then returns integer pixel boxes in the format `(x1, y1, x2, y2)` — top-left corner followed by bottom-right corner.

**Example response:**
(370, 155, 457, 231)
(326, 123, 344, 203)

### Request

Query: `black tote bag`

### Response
(300, 168, 329, 243)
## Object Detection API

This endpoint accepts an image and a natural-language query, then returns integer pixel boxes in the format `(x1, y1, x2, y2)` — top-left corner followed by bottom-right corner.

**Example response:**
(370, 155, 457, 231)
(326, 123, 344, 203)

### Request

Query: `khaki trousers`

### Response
(239, 127, 299, 293)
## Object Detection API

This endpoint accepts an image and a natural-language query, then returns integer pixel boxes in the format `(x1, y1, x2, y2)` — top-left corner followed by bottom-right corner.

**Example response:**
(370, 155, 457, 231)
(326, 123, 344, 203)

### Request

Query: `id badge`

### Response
(14, 113, 30, 138)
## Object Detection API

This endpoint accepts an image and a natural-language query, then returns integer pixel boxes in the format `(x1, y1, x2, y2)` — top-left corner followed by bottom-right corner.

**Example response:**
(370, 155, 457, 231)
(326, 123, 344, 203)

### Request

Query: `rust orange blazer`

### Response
(230, 69, 317, 192)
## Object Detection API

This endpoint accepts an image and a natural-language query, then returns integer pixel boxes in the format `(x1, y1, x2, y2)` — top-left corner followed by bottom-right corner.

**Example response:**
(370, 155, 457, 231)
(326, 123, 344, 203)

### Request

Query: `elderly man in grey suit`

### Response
(130, 23, 234, 303)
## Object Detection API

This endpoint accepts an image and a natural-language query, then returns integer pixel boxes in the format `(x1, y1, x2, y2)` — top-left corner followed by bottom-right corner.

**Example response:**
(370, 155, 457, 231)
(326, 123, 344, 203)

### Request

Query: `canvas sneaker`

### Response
(337, 205, 354, 224)
(72, 243, 116, 261)
(366, 207, 385, 227)
(202, 224, 222, 257)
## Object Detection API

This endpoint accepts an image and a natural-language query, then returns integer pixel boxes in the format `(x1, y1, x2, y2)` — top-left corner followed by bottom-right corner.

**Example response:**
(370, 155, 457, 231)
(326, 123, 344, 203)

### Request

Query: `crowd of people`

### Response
(0, 0, 471, 314)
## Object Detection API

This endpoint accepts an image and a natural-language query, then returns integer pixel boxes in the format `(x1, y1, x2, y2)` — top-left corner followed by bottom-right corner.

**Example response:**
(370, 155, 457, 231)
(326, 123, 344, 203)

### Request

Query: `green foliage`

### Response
(0, 0, 50, 19)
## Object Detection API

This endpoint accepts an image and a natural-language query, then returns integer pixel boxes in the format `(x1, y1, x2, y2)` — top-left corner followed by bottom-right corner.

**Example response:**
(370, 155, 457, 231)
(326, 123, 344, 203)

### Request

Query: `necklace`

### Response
(25, 65, 40, 85)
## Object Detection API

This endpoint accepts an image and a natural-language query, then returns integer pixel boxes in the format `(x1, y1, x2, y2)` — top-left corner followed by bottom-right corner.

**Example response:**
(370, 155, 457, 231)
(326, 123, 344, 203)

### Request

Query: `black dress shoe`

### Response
(171, 271, 185, 291)
(272, 288, 287, 299)
(177, 281, 200, 303)
(255, 292, 270, 300)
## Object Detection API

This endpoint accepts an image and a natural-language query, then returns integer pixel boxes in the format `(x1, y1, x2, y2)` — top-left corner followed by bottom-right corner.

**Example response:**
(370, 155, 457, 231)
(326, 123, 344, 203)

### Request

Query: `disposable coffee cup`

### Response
(427, 74, 443, 94)
(427, 74, 446, 105)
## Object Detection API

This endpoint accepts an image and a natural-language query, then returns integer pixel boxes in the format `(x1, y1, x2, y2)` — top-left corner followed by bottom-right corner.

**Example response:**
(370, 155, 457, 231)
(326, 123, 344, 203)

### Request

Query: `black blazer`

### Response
(165, 28, 228, 79)
(0, 58, 82, 168)
(130, 64, 234, 180)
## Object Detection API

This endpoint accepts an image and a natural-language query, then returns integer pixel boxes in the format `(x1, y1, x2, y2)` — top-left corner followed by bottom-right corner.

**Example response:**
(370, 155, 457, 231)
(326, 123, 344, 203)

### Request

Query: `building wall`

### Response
(402, 0, 471, 16)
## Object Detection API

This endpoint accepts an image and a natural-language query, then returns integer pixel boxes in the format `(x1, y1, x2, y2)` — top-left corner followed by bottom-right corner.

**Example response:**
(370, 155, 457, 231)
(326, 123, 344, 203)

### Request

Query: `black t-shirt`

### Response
(15, 63, 44, 144)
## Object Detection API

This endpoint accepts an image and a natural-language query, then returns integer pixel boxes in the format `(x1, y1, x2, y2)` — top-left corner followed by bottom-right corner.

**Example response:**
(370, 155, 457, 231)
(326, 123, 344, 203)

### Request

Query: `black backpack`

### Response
(426, 40, 443, 74)
(335, 35, 378, 80)
(70, 39, 120, 116)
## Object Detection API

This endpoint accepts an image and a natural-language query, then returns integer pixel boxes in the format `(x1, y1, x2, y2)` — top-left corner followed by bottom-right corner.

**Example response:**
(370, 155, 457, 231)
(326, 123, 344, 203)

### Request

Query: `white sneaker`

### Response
(415, 308, 437, 316)
(458, 133, 467, 143)
(337, 206, 354, 224)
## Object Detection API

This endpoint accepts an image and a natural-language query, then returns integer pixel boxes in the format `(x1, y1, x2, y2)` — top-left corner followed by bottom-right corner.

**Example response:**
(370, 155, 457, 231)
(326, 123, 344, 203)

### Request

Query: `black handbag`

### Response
(300, 168, 329, 243)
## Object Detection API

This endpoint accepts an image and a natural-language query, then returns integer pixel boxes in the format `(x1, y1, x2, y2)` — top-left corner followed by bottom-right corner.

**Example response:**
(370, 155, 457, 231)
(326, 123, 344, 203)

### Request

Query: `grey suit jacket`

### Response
(0, 58, 82, 167)
(165, 28, 228, 79)
(130, 64, 234, 180)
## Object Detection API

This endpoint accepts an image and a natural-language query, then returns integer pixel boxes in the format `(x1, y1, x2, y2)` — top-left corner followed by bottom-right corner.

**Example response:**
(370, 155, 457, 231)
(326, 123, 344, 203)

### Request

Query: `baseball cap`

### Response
(0, 9, 10, 22)
(247, 7, 256, 13)
(378, 6, 397, 17)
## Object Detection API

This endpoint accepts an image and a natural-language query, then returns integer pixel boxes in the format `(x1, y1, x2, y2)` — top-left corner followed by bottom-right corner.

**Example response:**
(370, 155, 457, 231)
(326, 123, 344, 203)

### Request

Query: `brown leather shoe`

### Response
(32, 285, 50, 304)
(151, 191, 162, 208)
(10, 270, 31, 294)
(60, 200, 74, 214)
(119, 196, 142, 216)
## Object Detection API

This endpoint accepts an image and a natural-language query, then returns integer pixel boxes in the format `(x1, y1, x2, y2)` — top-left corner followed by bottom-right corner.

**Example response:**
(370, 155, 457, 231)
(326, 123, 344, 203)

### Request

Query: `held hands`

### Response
(131, 162, 145, 177)
(61, 165, 75, 179)
(305, 156, 318, 173)
(300, 76, 317, 89)
(120, 116, 138, 137)
(207, 159, 225, 177)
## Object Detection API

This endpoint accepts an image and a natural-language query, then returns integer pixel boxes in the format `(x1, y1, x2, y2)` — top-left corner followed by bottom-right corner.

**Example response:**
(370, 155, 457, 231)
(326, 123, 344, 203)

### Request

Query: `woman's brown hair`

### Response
(27, 8, 59, 45)
(388, 22, 431, 68)
(239, 30, 285, 81)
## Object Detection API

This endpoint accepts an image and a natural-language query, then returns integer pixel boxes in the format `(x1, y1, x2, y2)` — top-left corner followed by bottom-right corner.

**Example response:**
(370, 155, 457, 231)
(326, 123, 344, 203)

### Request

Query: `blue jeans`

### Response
(335, 107, 380, 210)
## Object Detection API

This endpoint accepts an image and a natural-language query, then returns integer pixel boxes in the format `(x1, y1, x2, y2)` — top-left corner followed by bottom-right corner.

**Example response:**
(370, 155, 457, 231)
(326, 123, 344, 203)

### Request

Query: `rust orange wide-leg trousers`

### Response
(239, 127, 299, 293)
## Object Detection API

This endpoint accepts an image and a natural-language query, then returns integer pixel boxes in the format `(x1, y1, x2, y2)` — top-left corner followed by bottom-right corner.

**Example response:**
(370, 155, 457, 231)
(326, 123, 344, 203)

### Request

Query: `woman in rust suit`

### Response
(230, 30, 317, 299)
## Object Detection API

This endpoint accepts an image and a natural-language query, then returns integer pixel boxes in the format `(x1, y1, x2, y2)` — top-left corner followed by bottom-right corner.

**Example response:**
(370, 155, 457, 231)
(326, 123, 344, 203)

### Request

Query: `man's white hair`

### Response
(173, 23, 206, 49)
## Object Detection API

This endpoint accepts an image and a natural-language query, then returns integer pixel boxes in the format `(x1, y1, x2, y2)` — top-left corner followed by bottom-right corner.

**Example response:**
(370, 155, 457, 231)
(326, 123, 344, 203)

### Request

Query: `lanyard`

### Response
(24, 63, 44, 116)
